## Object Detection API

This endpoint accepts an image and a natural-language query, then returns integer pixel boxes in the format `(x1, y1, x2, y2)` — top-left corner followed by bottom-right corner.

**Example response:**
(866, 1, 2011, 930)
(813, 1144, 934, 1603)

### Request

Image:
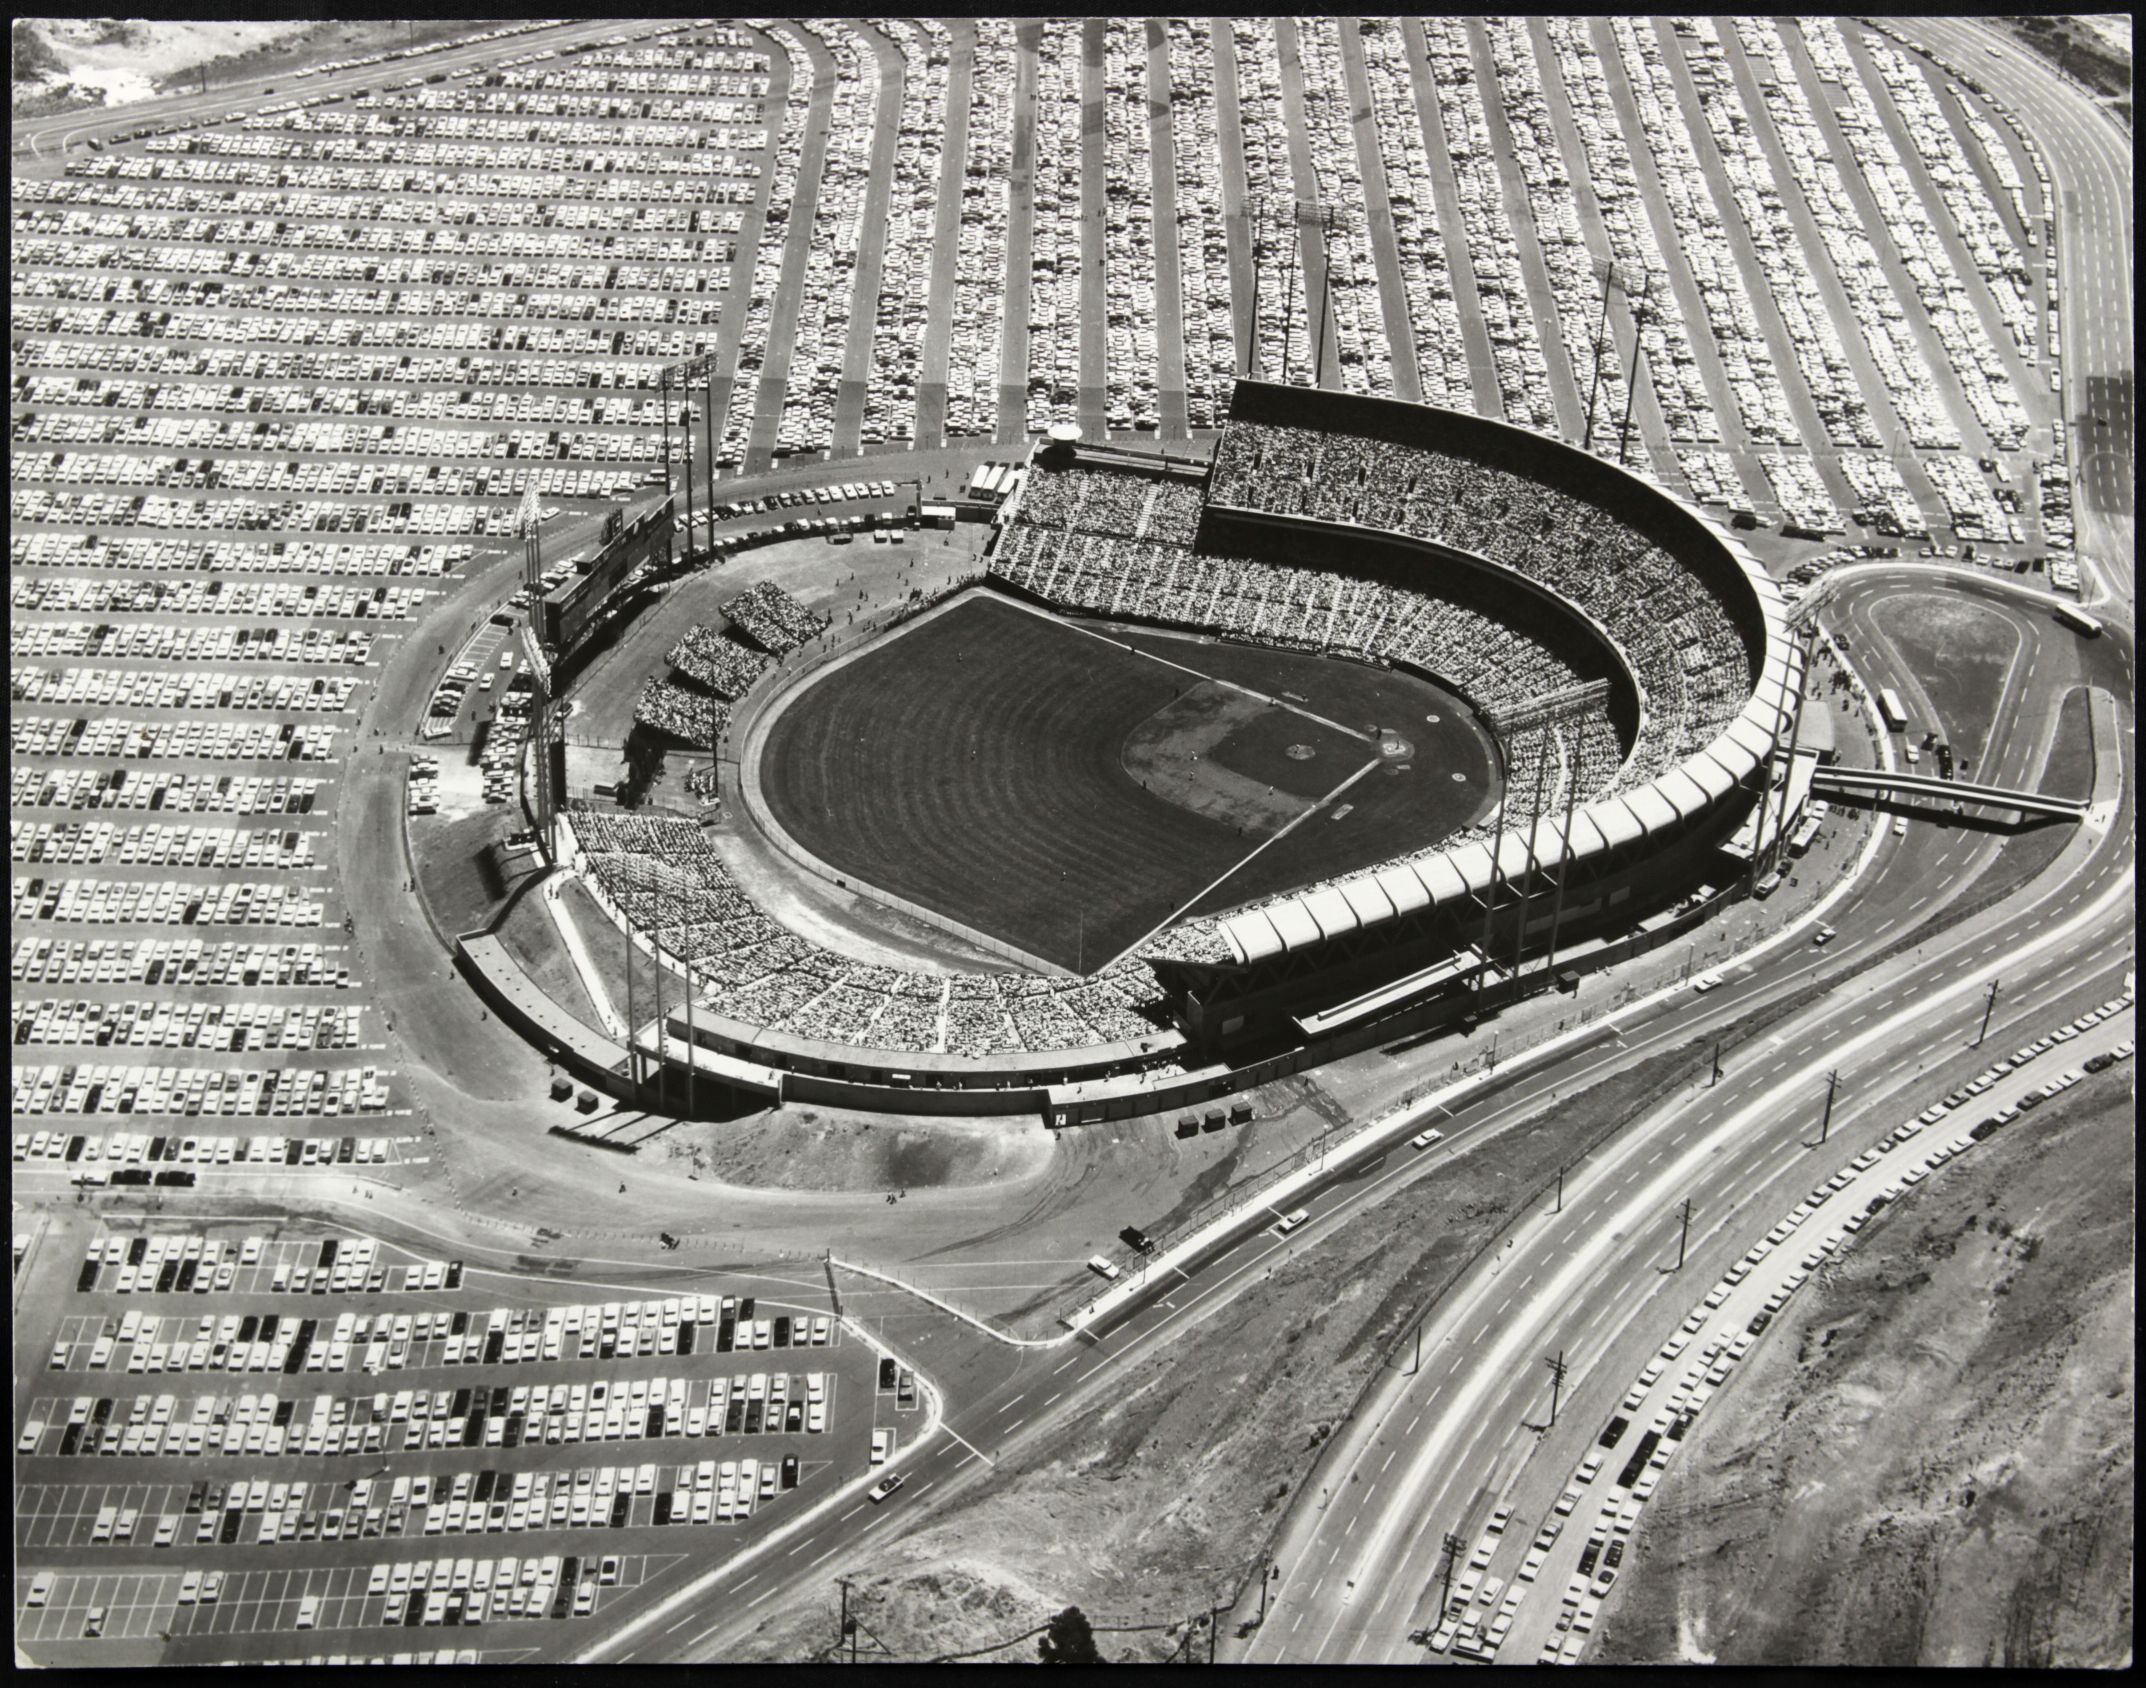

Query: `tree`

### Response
(1039, 1605, 1103, 1664)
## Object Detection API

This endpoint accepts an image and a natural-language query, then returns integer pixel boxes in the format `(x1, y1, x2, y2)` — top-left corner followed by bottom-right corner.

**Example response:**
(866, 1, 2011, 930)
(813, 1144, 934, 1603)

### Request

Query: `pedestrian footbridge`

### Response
(1811, 765, 2089, 820)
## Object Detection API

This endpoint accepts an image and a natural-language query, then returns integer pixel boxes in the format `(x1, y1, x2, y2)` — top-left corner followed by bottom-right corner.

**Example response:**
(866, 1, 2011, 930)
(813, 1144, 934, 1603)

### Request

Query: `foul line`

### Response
(1098, 755, 1387, 974)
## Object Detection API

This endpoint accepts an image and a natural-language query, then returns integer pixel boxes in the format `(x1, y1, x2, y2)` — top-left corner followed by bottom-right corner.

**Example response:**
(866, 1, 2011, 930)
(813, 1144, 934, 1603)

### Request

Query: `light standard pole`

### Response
(1977, 978, 2000, 1046)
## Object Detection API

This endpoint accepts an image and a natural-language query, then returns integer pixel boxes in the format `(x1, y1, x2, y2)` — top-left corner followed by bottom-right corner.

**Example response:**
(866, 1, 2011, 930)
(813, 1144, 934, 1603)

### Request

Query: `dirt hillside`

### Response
(1592, 1071, 2134, 1667)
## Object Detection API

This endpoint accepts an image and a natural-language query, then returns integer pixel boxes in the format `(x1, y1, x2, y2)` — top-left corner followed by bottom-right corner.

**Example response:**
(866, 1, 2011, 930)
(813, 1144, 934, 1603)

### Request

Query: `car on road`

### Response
(1411, 1128, 1446, 1149)
(1086, 1256, 1121, 1281)
(1691, 972, 1724, 993)
(1892, 818, 1908, 837)
(1272, 1208, 1309, 1235)
(868, 1472, 906, 1503)
(1812, 925, 1837, 946)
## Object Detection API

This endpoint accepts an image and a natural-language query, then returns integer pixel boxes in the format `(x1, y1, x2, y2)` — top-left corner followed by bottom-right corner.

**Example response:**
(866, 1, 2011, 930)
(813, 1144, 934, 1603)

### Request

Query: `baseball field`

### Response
(757, 592, 1497, 972)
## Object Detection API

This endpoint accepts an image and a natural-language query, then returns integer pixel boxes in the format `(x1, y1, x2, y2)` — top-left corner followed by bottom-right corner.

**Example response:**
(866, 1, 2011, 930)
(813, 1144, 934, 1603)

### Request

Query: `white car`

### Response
(1272, 1209, 1309, 1235)
(1411, 1128, 1446, 1149)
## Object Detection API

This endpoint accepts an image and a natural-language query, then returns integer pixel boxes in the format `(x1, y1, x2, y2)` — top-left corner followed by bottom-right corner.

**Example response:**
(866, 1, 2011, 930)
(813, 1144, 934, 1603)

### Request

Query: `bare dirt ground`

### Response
(1592, 1071, 2134, 1668)
(718, 1030, 1752, 1661)
(654, 1106, 1050, 1195)
(10, 20, 489, 111)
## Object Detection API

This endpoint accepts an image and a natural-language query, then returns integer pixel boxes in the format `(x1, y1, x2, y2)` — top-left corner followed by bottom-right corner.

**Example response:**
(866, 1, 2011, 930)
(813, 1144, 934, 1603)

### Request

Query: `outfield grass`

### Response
(758, 595, 1499, 971)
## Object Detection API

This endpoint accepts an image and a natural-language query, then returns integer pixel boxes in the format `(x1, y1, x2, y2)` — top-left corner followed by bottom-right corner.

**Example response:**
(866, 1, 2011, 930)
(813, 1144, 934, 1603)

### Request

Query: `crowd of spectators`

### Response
(1207, 421, 1753, 784)
(665, 623, 772, 699)
(633, 677, 728, 746)
(566, 812, 1170, 1056)
(721, 580, 832, 655)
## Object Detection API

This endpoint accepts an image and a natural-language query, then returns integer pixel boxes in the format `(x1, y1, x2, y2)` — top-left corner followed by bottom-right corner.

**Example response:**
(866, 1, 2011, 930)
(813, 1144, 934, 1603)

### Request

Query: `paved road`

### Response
(1896, 19, 2134, 598)
(11, 21, 640, 165)
(559, 567, 2134, 1663)
(1228, 582, 2133, 1663)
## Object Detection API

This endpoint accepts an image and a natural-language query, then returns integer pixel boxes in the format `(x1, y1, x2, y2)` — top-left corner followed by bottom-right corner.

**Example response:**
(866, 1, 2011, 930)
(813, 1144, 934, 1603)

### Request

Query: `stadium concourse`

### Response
(532, 380, 1795, 1125)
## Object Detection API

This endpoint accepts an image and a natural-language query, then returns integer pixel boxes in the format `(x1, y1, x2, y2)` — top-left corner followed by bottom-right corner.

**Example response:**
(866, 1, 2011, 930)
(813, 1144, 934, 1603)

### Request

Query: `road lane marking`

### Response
(942, 1425, 996, 1467)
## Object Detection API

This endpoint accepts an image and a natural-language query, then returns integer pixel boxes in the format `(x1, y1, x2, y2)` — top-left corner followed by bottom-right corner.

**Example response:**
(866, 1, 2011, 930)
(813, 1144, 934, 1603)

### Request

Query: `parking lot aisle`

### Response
(910, 20, 972, 452)
(746, 26, 838, 478)
(830, 22, 903, 460)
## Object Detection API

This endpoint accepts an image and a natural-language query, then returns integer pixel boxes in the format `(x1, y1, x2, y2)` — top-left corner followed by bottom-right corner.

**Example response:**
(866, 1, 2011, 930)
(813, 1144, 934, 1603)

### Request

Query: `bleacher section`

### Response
(565, 812, 1168, 1057)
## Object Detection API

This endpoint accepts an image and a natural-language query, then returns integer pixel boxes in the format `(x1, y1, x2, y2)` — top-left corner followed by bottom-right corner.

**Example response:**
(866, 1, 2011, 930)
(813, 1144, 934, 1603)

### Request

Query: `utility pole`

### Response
(1409, 1318, 1423, 1375)
(1977, 978, 1999, 1046)
(1819, 1068, 1838, 1144)
(1258, 1562, 1275, 1627)
(1710, 1038, 1723, 1086)
(1555, 1160, 1567, 1213)
(1675, 1198, 1693, 1271)
(837, 1577, 856, 1663)
(1440, 1531, 1466, 1624)
(1544, 1349, 1568, 1428)
(660, 367, 673, 496)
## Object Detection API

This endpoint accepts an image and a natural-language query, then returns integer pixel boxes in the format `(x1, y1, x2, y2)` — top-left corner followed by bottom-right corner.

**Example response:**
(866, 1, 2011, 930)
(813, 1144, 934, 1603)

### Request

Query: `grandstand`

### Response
(555, 381, 1789, 1114)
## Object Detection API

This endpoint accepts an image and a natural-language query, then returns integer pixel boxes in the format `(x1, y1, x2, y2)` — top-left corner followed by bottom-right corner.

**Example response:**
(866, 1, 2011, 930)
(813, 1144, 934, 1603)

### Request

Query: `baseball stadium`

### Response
(461, 378, 1796, 1124)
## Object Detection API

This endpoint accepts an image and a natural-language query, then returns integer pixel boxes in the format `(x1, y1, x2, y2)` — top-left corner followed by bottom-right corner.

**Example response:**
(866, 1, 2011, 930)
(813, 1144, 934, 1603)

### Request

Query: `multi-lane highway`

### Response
(1898, 19, 2135, 600)
(1230, 580, 2133, 1664)
(559, 569, 2134, 1663)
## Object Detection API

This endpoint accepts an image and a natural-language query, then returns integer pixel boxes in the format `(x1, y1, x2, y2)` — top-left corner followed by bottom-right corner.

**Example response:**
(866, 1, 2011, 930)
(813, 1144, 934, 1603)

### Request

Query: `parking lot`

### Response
(13, 1209, 898, 1663)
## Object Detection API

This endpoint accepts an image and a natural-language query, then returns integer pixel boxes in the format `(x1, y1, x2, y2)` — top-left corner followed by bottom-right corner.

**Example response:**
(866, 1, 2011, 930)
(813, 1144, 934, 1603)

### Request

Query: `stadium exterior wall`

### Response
(1204, 383, 1792, 970)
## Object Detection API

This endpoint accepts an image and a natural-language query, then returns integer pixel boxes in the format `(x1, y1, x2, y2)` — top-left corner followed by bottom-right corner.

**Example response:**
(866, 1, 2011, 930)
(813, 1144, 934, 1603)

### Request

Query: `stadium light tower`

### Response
(1475, 682, 1610, 993)
(1309, 203, 1359, 392)
(1581, 256, 1652, 458)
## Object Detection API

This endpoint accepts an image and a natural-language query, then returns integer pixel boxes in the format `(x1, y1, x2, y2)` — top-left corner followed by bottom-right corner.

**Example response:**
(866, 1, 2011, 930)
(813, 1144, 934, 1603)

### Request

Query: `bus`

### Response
(2055, 604, 2103, 638)
(1877, 687, 1909, 732)
(1787, 814, 1823, 857)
